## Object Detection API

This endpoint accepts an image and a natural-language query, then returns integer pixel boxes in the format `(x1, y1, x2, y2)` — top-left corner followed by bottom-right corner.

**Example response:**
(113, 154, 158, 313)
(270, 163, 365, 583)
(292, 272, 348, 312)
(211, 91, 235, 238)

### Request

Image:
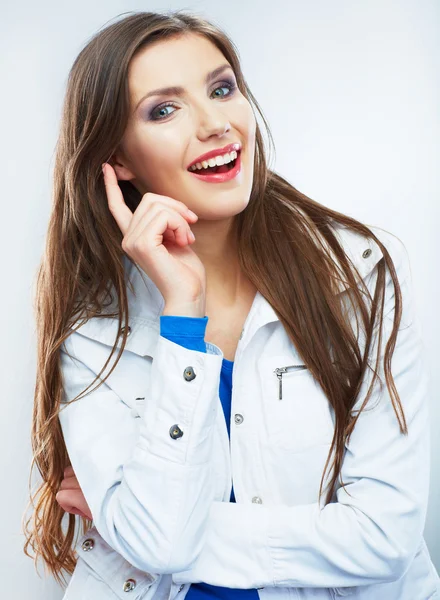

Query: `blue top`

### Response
(160, 315, 258, 596)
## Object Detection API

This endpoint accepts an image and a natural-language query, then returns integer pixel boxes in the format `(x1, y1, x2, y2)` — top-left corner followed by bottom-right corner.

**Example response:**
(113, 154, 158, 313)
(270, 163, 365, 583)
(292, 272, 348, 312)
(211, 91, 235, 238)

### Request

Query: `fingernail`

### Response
(186, 209, 198, 219)
(189, 230, 196, 241)
(102, 163, 106, 173)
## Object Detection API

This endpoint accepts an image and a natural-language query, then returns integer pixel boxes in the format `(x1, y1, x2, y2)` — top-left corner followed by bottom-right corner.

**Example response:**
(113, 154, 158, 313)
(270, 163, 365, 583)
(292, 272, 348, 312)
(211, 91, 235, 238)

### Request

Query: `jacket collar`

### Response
(246, 223, 383, 335)
(72, 223, 383, 359)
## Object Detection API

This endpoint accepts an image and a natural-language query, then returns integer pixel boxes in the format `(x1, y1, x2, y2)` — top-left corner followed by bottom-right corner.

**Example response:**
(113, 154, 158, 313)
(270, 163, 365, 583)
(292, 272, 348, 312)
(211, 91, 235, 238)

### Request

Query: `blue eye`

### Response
(148, 79, 237, 122)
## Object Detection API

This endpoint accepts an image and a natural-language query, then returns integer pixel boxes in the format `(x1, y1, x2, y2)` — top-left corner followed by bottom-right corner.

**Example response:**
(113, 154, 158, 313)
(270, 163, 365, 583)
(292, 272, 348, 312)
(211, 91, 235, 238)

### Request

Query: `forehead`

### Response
(128, 34, 227, 101)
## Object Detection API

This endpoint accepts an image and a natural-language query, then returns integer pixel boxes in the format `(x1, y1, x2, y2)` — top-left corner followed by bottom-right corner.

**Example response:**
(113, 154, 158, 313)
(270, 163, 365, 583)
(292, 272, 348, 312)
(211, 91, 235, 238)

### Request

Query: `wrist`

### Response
(162, 297, 205, 318)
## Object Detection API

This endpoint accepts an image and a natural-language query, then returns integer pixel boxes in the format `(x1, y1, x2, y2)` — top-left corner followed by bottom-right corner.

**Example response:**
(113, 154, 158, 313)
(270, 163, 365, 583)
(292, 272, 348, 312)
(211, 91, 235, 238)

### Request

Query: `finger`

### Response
(162, 228, 178, 244)
(69, 507, 90, 519)
(162, 229, 195, 246)
(64, 465, 74, 477)
(126, 193, 198, 237)
(59, 475, 81, 491)
(127, 207, 193, 253)
(134, 205, 193, 246)
(102, 163, 133, 236)
(146, 209, 192, 248)
(56, 488, 91, 518)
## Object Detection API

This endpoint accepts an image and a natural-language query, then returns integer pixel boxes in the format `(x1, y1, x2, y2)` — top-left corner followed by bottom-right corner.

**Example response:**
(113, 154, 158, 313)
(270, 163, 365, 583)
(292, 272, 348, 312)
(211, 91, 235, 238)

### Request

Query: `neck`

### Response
(190, 216, 249, 306)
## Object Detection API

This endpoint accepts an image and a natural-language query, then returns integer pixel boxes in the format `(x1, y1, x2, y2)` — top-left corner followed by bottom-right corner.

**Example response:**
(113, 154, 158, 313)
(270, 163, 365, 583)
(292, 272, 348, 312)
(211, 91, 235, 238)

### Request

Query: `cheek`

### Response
(143, 133, 183, 173)
(234, 96, 256, 132)
(246, 109, 257, 142)
(130, 138, 179, 178)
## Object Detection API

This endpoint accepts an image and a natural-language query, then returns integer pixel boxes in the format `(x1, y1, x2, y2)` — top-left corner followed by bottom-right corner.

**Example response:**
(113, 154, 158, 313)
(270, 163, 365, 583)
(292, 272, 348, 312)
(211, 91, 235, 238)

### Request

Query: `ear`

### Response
(109, 153, 136, 182)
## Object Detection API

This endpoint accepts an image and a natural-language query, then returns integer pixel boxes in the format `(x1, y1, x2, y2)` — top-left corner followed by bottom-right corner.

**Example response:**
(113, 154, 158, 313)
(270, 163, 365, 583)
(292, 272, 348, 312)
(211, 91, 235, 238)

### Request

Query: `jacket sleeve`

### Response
(58, 314, 222, 575)
(172, 235, 432, 590)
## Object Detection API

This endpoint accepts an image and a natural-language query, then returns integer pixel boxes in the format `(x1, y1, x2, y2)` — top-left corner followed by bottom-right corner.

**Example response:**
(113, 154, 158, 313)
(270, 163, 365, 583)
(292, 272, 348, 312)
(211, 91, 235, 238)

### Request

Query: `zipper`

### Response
(273, 365, 307, 400)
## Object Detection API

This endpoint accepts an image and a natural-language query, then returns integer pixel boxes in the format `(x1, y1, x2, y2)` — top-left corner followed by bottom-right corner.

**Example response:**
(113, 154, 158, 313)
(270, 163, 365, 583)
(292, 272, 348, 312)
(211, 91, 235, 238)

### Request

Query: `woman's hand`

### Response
(56, 466, 92, 520)
(102, 163, 206, 316)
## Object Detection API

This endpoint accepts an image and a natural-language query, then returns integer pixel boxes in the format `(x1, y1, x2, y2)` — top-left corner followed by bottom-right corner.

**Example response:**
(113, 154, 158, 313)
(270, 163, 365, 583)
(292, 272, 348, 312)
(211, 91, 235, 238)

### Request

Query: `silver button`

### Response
(178, 584, 185, 592)
(183, 366, 196, 381)
(123, 578, 136, 592)
(169, 424, 184, 439)
(81, 538, 94, 551)
(119, 325, 132, 337)
(234, 414, 244, 425)
(252, 496, 263, 504)
(362, 248, 372, 258)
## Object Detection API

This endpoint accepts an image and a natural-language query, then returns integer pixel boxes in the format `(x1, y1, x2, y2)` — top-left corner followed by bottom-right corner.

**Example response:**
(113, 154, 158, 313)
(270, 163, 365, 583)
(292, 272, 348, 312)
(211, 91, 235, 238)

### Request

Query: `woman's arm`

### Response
(57, 315, 209, 520)
(58, 315, 222, 575)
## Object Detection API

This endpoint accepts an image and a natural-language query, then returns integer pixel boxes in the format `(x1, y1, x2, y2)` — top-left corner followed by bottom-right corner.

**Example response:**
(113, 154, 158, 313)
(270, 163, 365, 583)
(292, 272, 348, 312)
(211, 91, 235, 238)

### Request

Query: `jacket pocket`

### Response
(66, 525, 161, 599)
(257, 354, 335, 452)
(130, 396, 146, 419)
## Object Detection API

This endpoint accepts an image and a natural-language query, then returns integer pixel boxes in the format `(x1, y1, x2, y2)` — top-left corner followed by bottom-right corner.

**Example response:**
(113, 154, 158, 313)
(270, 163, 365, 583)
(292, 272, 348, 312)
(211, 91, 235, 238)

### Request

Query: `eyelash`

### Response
(147, 79, 237, 121)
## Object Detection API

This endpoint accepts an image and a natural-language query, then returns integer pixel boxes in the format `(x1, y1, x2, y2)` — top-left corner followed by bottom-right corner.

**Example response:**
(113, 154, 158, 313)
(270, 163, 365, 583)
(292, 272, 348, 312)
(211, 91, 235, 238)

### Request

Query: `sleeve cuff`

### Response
(160, 315, 208, 353)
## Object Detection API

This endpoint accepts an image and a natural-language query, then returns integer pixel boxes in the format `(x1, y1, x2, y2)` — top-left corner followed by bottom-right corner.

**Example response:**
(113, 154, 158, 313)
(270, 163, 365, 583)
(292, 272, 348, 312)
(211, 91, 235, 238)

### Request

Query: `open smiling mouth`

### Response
(187, 150, 241, 183)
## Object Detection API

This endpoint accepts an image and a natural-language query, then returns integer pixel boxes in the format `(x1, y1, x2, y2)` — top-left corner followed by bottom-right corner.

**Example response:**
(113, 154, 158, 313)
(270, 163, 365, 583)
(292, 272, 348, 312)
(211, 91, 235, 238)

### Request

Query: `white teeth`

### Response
(190, 150, 238, 171)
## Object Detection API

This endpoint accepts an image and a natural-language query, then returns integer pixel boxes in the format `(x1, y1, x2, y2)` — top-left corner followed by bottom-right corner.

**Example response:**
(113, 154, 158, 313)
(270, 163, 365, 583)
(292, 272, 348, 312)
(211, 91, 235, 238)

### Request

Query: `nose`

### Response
(194, 102, 231, 139)
(199, 119, 231, 141)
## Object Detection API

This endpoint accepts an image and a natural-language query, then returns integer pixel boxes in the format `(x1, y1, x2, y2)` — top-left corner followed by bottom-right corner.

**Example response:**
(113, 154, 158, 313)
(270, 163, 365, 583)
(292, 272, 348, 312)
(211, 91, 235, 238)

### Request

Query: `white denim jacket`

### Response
(58, 223, 440, 600)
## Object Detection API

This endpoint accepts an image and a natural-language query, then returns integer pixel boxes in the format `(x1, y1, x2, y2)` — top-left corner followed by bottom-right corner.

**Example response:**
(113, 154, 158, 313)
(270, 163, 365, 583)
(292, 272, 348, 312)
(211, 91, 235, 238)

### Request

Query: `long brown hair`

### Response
(23, 9, 407, 587)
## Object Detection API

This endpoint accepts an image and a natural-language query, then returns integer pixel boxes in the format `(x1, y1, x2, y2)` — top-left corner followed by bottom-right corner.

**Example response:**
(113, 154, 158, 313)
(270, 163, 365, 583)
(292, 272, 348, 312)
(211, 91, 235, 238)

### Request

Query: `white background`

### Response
(1, 0, 438, 597)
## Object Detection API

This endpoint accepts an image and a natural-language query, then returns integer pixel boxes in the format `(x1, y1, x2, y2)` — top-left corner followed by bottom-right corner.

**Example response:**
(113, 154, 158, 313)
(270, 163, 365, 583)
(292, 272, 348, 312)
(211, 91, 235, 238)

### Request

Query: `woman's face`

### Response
(113, 33, 256, 221)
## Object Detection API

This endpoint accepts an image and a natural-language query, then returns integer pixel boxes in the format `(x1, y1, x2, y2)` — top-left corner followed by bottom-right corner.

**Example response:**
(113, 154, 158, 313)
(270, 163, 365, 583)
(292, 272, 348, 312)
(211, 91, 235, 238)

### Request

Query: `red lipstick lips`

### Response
(188, 147, 242, 183)
(186, 142, 241, 170)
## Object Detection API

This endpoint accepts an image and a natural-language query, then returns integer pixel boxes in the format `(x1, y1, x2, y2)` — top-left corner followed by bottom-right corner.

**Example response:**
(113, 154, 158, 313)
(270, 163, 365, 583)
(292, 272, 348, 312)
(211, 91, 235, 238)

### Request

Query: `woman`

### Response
(23, 9, 439, 600)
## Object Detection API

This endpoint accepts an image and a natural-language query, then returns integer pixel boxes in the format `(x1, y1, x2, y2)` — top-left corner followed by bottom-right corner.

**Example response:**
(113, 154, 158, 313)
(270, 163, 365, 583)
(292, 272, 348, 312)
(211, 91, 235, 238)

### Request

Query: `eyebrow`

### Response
(133, 63, 234, 113)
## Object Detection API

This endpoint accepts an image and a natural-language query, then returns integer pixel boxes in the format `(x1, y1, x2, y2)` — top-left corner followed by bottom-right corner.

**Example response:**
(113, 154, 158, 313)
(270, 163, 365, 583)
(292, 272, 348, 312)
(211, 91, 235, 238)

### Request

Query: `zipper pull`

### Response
(273, 365, 307, 400)
(274, 367, 287, 400)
